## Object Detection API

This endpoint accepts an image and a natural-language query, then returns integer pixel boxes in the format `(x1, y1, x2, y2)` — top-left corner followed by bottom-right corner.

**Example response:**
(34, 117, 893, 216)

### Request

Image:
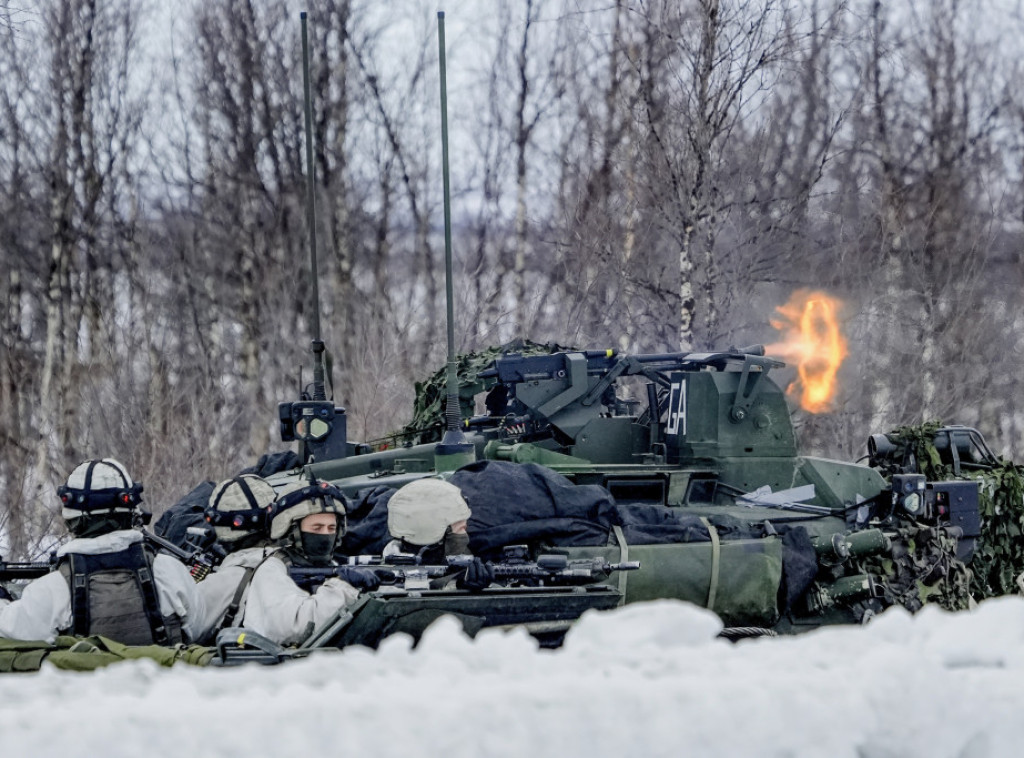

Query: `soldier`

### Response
(192, 474, 277, 643)
(241, 479, 363, 646)
(0, 458, 204, 645)
(384, 478, 493, 590)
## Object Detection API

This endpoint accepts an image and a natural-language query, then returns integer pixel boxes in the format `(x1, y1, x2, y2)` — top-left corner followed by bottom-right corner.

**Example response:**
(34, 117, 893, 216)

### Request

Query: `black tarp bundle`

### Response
(346, 460, 776, 553)
(153, 481, 214, 545)
(452, 460, 762, 555)
(340, 485, 399, 556)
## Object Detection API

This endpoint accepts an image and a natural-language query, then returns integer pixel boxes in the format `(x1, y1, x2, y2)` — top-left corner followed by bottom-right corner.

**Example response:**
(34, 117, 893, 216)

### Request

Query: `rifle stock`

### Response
(143, 530, 225, 582)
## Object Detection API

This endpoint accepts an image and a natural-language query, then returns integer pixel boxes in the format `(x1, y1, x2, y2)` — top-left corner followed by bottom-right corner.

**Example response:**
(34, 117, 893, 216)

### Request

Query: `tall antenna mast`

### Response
(301, 10, 326, 401)
(434, 10, 475, 471)
(277, 12, 349, 465)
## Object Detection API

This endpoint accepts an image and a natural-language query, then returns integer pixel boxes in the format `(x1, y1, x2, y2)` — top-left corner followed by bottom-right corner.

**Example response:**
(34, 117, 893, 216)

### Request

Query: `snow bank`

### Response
(2, 598, 1024, 758)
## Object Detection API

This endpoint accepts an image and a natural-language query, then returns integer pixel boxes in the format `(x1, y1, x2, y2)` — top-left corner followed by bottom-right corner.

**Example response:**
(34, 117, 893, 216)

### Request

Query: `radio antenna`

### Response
(301, 10, 326, 401)
(434, 10, 475, 471)
(276, 12, 349, 466)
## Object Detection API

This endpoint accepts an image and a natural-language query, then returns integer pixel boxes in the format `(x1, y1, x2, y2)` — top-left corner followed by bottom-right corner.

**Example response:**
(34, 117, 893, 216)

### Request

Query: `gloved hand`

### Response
(457, 557, 494, 591)
(0, 584, 14, 602)
(333, 566, 382, 591)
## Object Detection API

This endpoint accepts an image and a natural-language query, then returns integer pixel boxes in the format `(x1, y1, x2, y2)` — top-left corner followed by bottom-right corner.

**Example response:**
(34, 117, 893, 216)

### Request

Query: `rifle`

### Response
(289, 545, 640, 592)
(143, 528, 226, 582)
(474, 552, 640, 587)
(0, 554, 56, 587)
(287, 563, 436, 592)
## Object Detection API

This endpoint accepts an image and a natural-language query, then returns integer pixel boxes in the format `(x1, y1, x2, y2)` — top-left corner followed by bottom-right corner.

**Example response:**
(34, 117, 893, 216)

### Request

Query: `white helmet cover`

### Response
(387, 478, 471, 546)
(269, 480, 348, 541)
(206, 475, 277, 543)
(59, 458, 142, 519)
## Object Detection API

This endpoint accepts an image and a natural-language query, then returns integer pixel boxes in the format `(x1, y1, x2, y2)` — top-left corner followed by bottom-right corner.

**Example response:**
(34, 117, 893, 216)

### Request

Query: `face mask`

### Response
(300, 531, 337, 565)
(69, 514, 127, 539)
(443, 531, 471, 557)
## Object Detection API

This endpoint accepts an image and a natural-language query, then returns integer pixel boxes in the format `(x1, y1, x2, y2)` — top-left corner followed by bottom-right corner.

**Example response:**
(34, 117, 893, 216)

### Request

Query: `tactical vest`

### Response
(58, 542, 184, 646)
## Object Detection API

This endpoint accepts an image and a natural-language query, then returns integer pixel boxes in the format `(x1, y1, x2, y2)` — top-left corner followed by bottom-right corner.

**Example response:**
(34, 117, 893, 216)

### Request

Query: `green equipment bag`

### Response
(563, 531, 783, 628)
(0, 635, 216, 673)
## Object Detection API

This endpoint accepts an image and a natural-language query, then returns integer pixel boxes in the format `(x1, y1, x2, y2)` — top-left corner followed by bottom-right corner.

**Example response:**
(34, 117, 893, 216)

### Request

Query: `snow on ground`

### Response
(3, 597, 1024, 758)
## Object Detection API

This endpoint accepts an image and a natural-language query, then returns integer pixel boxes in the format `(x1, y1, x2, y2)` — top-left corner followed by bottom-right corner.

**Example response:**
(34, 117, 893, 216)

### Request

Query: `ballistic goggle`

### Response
(57, 483, 144, 512)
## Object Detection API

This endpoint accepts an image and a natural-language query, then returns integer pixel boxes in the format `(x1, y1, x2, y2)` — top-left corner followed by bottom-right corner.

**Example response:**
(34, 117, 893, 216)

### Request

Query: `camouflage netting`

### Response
(857, 523, 973, 613)
(379, 340, 574, 448)
(877, 421, 1024, 602)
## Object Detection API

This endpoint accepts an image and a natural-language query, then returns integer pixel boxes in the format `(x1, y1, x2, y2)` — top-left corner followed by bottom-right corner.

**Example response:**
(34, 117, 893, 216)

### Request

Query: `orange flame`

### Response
(765, 290, 847, 413)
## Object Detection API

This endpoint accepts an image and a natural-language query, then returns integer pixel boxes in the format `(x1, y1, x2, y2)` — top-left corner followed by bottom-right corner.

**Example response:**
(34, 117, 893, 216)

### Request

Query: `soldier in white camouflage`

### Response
(193, 474, 278, 643)
(384, 478, 493, 590)
(0, 458, 204, 645)
(241, 480, 362, 646)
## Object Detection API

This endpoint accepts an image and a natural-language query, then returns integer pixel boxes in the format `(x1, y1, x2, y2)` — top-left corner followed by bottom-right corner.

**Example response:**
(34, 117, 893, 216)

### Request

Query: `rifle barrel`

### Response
(143, 530, 191, 563)
(0, 561, 53, 581)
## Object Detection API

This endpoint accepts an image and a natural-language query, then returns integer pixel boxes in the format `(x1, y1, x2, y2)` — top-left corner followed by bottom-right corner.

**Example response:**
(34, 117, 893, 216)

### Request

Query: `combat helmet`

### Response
(387, 478, 471, 547)
(58, 458, 144, 536)
(269, 479, 348, 541)
(204, 474, 276, 548)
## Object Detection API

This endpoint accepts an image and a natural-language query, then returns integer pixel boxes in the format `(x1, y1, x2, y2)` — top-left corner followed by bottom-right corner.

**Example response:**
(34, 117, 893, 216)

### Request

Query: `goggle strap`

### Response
(211, 476, 262, 512)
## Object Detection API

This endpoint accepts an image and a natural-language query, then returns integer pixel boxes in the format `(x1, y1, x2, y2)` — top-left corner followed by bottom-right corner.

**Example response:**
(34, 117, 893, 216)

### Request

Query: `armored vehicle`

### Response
(246, 343, 991, 655)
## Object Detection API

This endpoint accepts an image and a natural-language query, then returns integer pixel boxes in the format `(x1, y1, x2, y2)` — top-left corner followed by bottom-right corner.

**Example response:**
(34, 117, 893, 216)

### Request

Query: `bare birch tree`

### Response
(628, 0, 795, 349)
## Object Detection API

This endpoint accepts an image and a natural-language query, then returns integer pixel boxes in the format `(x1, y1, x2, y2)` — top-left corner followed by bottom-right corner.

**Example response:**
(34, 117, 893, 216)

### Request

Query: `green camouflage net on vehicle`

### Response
(878, 421, 1024, 601)
(857, 523, 973, 613)
(370, 340, 573, 449)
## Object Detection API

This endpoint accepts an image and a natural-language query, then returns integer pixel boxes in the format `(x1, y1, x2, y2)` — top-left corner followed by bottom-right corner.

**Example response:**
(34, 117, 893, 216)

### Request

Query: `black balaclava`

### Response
(399, 527, 471, 565)
(298, 529, 339, 566)
(443, 531, 471, 557)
